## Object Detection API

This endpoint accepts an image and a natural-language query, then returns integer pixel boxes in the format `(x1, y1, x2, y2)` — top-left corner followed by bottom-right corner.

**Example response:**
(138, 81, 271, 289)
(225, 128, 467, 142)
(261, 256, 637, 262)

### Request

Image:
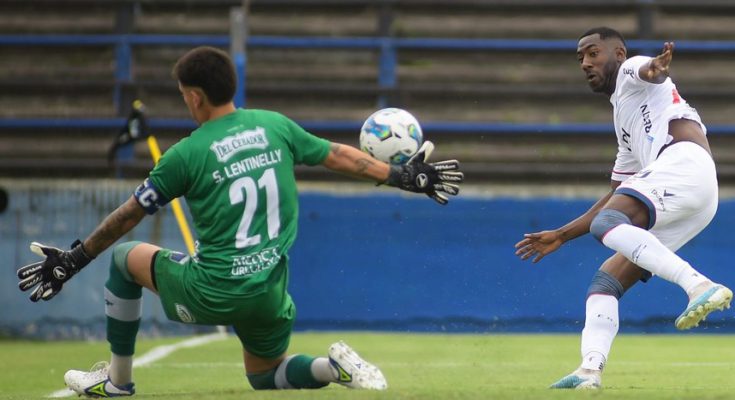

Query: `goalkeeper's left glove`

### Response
(386, 141, 464, 205)
(17, 240, 94, 302)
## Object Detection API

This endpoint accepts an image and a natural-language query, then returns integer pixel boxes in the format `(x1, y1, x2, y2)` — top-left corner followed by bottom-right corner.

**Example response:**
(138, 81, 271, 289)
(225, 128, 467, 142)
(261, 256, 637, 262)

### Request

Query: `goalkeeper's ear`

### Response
(408, 141, 435, 164)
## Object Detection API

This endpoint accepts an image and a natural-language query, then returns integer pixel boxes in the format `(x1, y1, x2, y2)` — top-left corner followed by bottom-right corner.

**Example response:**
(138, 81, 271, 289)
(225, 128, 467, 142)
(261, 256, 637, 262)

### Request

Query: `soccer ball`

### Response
(359, 108, 423, 165)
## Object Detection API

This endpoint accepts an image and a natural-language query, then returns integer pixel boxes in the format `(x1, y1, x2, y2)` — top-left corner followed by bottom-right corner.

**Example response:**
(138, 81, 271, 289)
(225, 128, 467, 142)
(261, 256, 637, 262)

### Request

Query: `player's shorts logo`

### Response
(175, 303, 196, 323)
(650, 189, 667, 211)
(168, 251, 190, 265)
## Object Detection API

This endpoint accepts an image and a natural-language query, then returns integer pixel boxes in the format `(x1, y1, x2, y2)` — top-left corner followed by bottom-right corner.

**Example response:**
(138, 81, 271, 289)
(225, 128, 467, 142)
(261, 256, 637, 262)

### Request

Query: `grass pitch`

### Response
(1, 333, 734, 399)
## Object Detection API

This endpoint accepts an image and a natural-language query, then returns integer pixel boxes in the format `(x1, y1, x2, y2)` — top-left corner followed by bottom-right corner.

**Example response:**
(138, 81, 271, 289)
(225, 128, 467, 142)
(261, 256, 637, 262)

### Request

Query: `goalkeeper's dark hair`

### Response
(172, 46, 236, 106)
(579, 27, 627, 48)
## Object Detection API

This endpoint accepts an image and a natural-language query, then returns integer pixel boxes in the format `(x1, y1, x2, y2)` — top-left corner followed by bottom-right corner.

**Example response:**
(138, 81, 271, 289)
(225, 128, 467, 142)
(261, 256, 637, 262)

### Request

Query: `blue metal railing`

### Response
(2, 118, 735, 136)
(6, 34, 735, 51)
(2, 34, 735, 135)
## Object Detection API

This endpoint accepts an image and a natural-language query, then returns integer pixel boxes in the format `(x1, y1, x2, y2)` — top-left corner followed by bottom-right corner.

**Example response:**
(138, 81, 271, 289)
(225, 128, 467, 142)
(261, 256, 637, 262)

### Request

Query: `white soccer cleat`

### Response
(64, 361, 135, 398)
(549, 368, 601, 389)
(328, 341, 388, 390)
(675, 284, 733, 330)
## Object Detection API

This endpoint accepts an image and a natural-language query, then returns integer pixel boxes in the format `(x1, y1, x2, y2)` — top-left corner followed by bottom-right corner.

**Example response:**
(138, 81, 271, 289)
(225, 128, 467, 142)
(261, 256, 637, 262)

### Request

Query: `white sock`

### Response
(311, 357, 337, 383)
(273, 355, 335, 388)
(274, 355, 296, 389)
(602, 224, 709, 295)
(109, 354, 133, 386)
(580, 294, 619, 371)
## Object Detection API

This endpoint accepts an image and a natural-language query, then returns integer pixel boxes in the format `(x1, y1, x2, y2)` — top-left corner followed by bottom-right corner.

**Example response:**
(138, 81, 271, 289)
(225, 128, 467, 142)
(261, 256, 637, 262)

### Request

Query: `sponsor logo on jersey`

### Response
(672, 88, 682, 104)
(621, 127, 632, 151)
(210, 127, 269, 162)
(231, 247, 281, 276)
(623, 67, 635, 77)
(639, 104, 652, 133)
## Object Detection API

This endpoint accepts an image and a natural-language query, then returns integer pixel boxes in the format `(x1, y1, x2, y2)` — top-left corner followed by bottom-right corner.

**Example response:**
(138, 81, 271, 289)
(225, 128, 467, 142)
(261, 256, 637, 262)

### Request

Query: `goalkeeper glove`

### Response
(17, 240, 94, 302)
(386, 141, 464, 205)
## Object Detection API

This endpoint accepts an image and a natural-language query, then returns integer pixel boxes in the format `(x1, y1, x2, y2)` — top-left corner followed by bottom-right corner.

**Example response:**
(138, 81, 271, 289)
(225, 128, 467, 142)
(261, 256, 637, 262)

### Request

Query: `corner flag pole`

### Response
(145, 134, 196, 256)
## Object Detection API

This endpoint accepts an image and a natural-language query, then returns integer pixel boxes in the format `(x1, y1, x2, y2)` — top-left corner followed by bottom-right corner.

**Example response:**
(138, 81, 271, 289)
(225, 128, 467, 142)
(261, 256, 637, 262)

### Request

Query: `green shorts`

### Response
(153, 248, 295, 359)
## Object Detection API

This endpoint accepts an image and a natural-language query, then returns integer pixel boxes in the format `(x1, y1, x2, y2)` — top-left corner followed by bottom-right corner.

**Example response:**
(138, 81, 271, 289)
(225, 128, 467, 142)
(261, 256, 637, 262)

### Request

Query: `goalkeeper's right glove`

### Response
(386, 141, 464, 205)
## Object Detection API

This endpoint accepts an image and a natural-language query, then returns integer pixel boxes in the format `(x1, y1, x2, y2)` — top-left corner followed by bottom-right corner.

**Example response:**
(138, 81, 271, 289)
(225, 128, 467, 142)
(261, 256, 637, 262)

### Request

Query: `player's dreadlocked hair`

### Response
(172, 46, 236, 106)
(579, 27, 627, 47)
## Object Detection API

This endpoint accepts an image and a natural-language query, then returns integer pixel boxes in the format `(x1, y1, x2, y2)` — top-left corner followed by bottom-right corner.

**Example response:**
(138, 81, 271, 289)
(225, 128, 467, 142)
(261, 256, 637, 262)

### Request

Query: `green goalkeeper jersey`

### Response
(144, 109, 330, 295)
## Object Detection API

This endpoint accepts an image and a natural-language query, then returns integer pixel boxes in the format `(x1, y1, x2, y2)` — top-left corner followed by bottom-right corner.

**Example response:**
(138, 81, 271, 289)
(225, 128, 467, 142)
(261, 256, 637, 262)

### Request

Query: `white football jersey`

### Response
(610, 55, 706, 182)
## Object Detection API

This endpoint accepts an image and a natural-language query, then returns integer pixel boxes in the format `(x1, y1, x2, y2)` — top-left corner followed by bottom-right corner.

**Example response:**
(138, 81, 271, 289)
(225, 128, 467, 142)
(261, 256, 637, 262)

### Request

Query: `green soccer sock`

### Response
(274, 355, 330, 389)
(246, 369, 277, 390)
(105, 242, 143, 357)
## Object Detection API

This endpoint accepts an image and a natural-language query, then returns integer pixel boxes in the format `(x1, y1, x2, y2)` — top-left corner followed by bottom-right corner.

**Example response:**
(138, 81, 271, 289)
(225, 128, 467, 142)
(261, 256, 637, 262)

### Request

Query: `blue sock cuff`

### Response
(590, 209, 632, 242)
(587, 270, 625, 299)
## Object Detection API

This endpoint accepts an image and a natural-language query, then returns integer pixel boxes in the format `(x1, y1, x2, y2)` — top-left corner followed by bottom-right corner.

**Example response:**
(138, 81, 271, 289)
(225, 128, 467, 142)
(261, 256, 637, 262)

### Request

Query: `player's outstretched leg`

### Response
(549, 367, 601, 390)
(64, 361, 135, 397)
(328, 341, 388, 390)
(675, 283, 733, 330)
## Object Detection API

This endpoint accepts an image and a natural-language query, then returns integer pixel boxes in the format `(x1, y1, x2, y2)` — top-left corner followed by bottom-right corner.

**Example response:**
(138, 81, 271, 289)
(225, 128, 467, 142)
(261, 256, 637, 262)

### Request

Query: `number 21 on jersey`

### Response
(228, 167, 280, 248)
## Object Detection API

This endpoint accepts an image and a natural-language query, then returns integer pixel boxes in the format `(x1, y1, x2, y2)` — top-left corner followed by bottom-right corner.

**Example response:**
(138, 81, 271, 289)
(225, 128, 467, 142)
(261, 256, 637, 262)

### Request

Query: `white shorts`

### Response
(616, 141, 718, 251)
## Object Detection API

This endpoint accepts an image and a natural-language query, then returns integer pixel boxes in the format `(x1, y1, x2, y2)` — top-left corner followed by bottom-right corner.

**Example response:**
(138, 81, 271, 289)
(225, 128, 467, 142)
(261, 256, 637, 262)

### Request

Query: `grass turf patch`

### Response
(1, 333, 734, 399)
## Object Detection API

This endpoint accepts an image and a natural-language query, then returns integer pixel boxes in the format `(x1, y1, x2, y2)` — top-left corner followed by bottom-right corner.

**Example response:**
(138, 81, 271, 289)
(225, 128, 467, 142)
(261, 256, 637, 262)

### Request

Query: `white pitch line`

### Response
(47, 332, 228, 398)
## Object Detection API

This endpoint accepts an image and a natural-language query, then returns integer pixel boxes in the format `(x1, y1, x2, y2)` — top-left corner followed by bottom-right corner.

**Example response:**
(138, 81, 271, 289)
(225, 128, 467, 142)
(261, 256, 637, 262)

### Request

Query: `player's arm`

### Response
(515, 180, 621, 263)
(638, 42, 673, 84)
(83, 176, 171, 256)
(321, 142, 390, 181)
(556, 180, 621, 242)
(83, 196, 146, 257)
(322, 141, 464, 205)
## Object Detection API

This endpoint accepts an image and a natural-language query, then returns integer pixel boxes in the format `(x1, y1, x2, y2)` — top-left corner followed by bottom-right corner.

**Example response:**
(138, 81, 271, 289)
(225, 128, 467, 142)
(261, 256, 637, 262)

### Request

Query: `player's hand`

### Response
(17, 241, 94, 302)
(514, 230, 564, 263)
(645, 41, 674, 82)
(386, 141, 464, 205)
